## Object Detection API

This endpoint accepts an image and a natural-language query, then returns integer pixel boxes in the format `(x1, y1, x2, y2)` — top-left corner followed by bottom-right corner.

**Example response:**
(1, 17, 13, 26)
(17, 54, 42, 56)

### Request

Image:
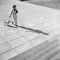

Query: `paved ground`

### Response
(10, 38, 60, 60)
(0, 0, 60, 60)
(28, 0, 60, 10)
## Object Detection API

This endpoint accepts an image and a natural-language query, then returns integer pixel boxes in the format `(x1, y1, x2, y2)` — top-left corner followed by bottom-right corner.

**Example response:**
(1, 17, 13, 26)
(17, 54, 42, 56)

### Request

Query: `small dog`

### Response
(4, 20, 11, 26)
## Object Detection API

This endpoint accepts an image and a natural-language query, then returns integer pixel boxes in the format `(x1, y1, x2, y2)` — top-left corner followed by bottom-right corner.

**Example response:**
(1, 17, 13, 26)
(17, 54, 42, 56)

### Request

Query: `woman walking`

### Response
(9, 5, 18, 26)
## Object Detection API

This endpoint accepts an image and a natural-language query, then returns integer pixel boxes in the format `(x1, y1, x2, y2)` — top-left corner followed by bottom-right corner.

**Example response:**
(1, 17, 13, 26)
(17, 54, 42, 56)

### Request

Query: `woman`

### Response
(9, 5, 18, 26)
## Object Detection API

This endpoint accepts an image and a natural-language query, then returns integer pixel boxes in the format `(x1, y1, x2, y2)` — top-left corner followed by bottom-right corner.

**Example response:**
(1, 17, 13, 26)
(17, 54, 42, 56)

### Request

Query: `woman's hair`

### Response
(13, 5, 16, 8)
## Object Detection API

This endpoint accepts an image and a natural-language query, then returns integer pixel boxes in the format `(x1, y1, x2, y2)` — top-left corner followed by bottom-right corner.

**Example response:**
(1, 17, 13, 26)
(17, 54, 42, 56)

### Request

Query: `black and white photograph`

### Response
(0, 0, 60, 60)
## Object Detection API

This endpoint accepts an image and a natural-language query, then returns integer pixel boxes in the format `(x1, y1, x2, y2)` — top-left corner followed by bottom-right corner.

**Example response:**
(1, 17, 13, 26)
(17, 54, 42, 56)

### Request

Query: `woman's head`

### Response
(13, 5, 16, 8)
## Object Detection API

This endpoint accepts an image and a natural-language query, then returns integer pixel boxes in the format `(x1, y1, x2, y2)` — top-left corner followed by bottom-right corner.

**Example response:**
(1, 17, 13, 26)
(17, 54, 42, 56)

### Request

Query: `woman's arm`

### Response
(9, 11, 13, 18)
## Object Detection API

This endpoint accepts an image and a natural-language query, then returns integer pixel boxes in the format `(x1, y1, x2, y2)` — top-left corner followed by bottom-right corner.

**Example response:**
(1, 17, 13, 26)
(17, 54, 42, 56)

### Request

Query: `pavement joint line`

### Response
(0, 39, 13, 50)
(50, 52, 60, 60)
(8, 33, 39, 42)
(0, 34, 40, 47)
(28, 40, 59, 60)
(3, 31, 39, 43)
(0, 35, 45, 55)
(39, 46, 60, 60)
(47, 50, 60, 60)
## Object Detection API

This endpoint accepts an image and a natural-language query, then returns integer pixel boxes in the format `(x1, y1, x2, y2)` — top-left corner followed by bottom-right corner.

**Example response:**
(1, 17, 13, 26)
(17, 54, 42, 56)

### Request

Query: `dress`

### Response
(13, 13, 17, 22)
(12, 9, 18, 25)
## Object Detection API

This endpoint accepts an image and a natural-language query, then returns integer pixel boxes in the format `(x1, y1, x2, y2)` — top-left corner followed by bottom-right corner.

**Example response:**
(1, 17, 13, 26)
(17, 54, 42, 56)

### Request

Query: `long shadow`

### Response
(5, 21, 49, 35)
(7, 25, 49, 35)
(18, 25, 49, 35)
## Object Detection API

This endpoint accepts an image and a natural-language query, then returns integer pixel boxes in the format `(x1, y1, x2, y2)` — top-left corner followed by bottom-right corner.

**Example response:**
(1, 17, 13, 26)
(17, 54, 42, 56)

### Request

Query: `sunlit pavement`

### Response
(0, 0, 60, 60)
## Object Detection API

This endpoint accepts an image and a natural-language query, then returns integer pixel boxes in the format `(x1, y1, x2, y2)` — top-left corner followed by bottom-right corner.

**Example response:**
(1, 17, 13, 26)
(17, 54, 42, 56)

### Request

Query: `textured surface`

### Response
(0, 0, 60, 60)
(10, 40, 60, 60)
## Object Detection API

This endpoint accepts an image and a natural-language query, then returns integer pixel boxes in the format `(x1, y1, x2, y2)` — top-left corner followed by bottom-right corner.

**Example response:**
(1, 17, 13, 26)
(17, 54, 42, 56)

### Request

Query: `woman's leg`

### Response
(13, 14, 17, 26)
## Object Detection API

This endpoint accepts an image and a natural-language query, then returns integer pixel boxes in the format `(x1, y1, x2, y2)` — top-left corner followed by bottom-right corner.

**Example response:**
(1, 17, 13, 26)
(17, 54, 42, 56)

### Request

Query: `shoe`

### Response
(14, 24, 18, 28)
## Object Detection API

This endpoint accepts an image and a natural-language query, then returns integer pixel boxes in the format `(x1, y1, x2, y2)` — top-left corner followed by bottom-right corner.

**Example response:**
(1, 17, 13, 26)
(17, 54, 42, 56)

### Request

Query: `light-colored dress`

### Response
(12, 9, 17, 23)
